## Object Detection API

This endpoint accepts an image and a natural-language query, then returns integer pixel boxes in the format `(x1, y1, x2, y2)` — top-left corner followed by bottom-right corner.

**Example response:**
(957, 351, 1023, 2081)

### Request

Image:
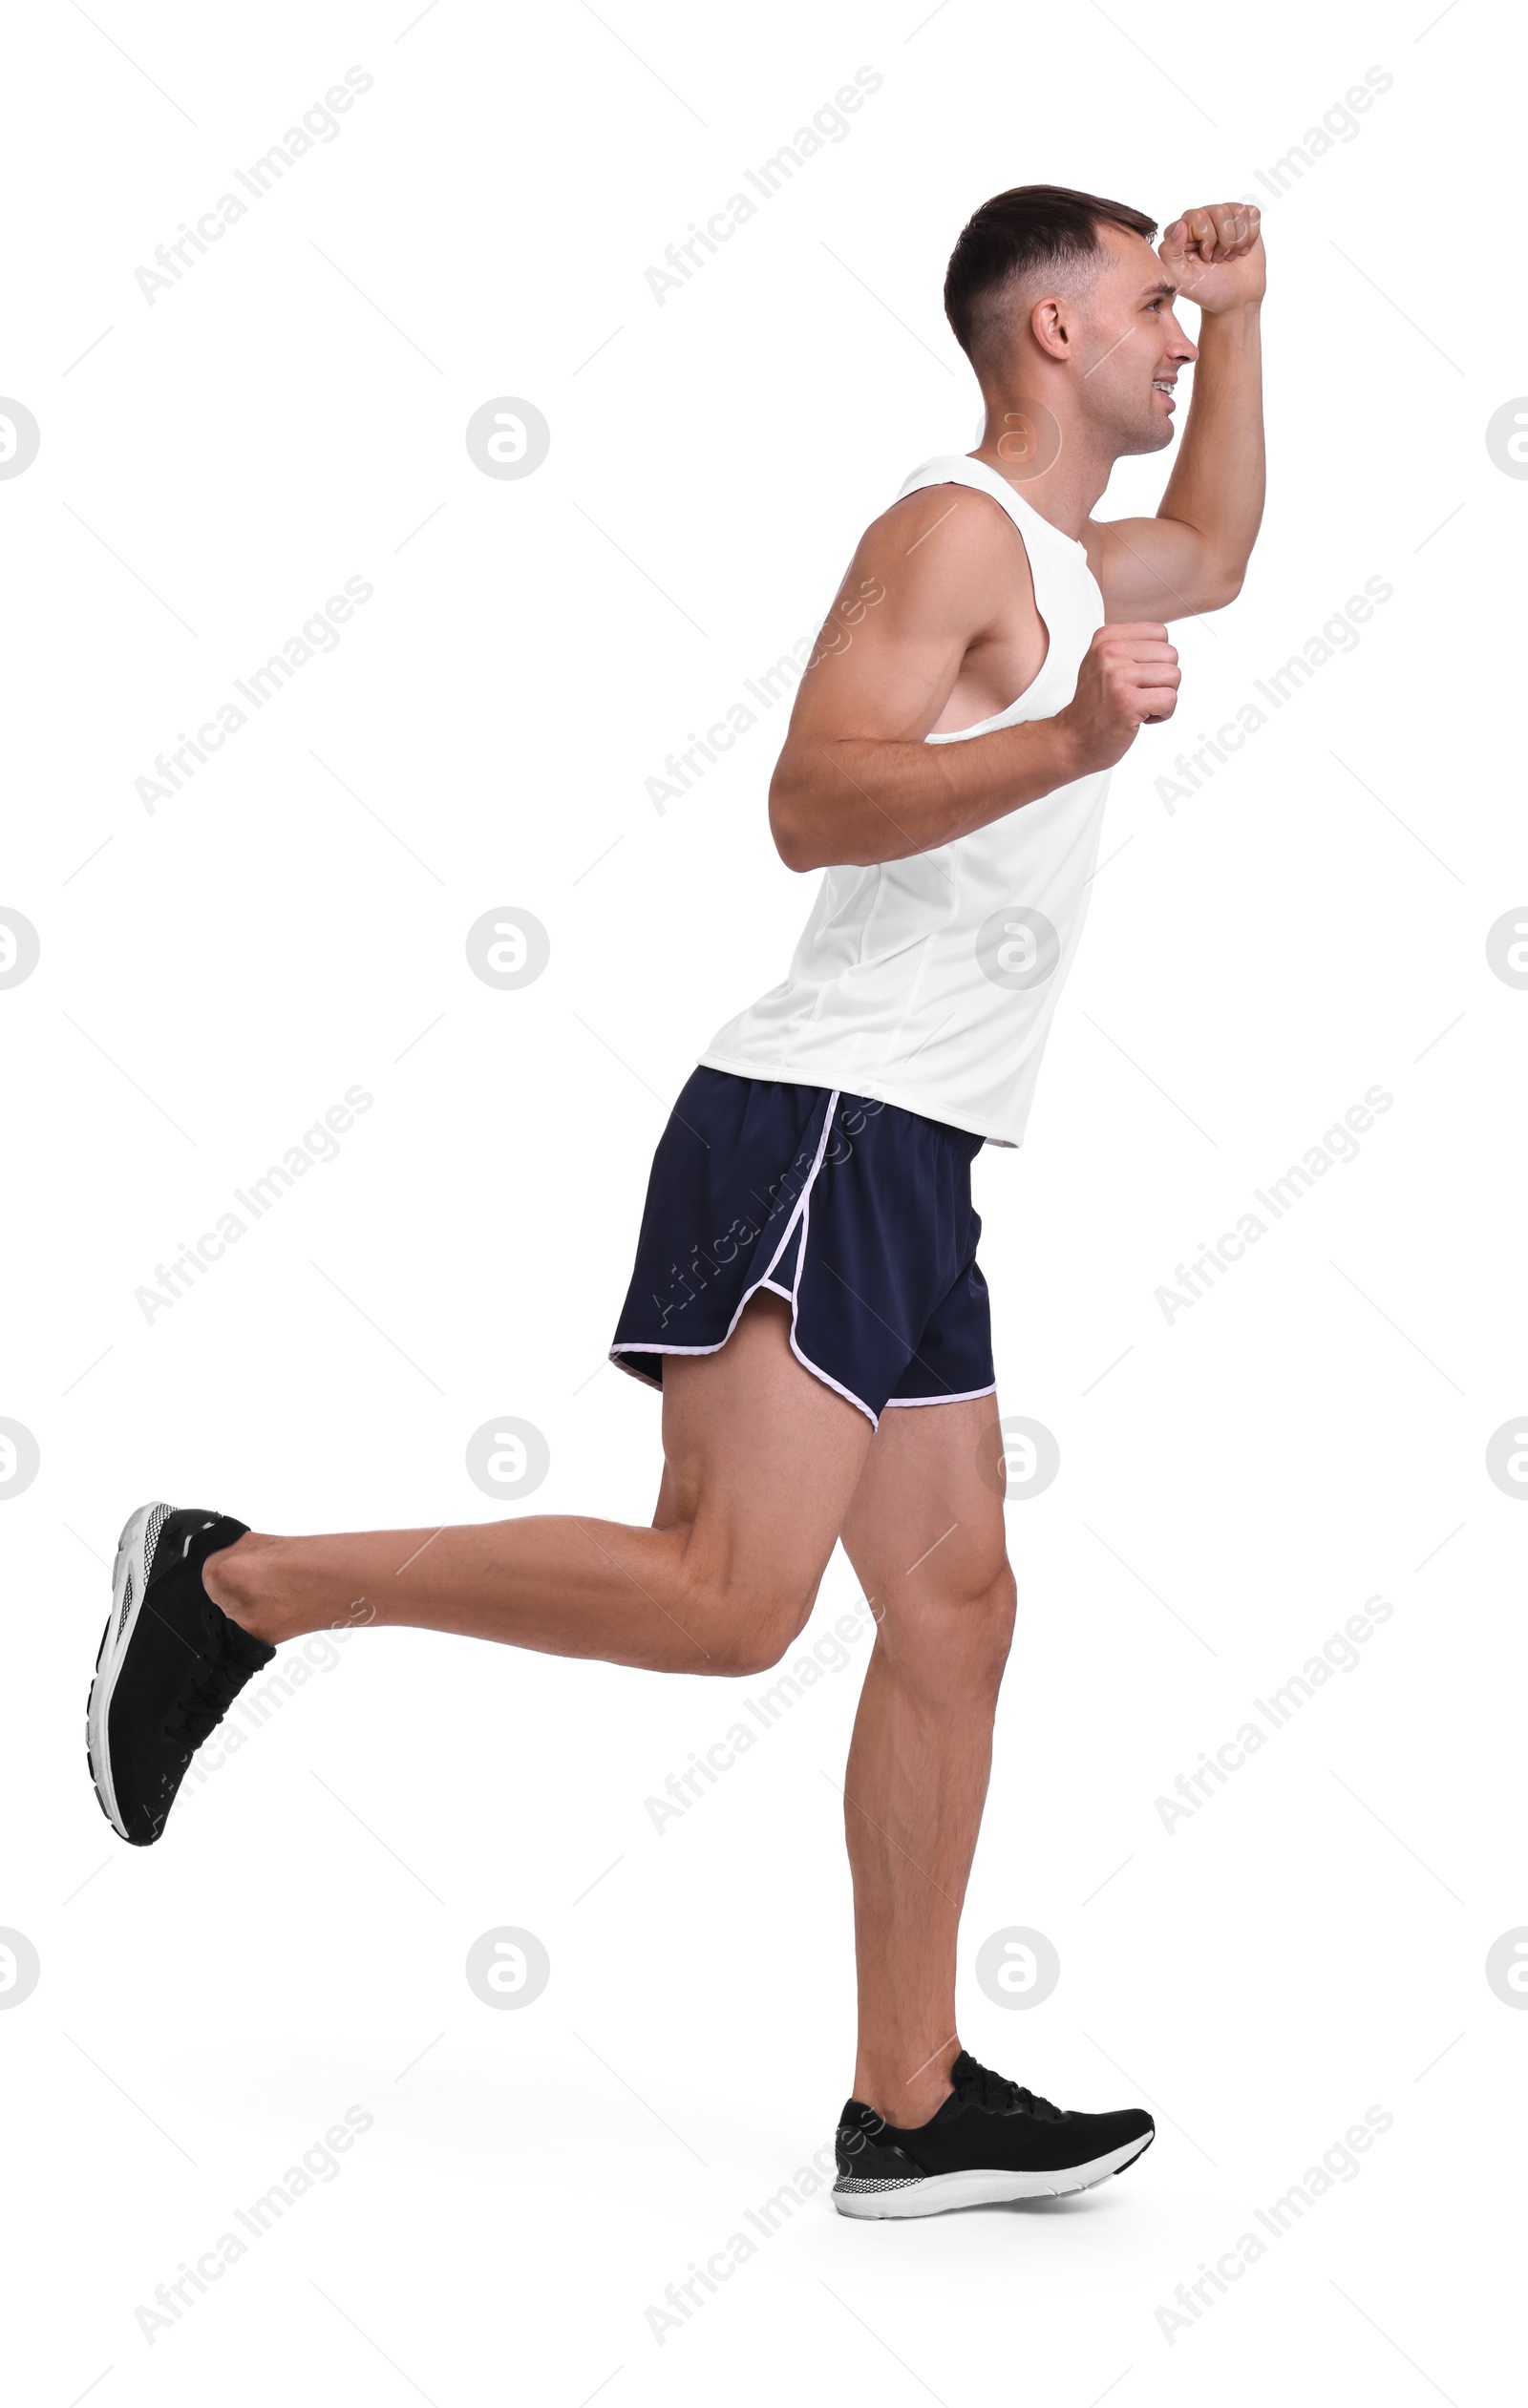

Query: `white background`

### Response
(2, 1, 1523, 2401)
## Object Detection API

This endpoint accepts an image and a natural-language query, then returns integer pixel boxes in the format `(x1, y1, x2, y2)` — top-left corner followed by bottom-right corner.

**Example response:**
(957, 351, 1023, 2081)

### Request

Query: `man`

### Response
(87, 186, 1264, 2219)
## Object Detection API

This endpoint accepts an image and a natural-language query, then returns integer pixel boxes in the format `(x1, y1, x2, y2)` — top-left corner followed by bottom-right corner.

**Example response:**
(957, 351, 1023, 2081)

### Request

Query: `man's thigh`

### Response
(838, 1389, 1010, 1620)
(651, 1292, 877, 1616)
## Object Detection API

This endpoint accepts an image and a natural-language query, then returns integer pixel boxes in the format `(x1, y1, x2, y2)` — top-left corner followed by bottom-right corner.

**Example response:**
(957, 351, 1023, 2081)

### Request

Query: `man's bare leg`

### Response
(204, 1301, 1013, 2132)
(202, 1295, 874, 1677)
(836, 1389, 1016, 2125)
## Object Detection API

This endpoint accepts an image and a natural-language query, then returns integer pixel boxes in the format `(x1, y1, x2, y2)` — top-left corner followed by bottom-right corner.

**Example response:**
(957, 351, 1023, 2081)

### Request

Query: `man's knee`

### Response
(947, 1562, 1016, 1681)
(877, 1561, 1016, 1694)
(676, 1553, 817, 1679)
(705, 1597, 815, 1679)
(981, 1564, 1018, 1678)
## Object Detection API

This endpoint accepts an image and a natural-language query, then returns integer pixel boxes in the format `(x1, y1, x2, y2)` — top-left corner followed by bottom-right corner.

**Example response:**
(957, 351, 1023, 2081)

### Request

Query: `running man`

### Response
(87, 186, 1264, 2219)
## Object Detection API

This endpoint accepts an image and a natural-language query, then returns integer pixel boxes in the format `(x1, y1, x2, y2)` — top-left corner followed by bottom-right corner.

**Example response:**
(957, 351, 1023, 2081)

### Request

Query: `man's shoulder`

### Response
(855, 478, 1032, 604)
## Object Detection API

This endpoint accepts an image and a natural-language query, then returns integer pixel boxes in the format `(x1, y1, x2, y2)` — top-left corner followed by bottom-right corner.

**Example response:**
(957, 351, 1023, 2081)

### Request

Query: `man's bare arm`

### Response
(1087, 202, 1266, 622)
(770, 490, 1179, 874)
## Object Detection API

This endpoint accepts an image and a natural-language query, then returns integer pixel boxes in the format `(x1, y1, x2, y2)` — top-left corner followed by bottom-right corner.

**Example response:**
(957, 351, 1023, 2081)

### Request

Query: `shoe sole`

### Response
(86, 1500, 170, 1842)
(831, 2130, 1153, 2219)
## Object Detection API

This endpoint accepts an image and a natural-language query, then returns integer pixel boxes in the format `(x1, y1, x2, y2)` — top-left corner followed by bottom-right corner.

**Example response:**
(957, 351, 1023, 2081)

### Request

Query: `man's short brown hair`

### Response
(944, 183, 1157, 365)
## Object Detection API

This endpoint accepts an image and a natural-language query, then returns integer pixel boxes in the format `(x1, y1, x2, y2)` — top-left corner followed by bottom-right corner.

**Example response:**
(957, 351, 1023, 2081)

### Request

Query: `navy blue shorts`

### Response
(610, 1067, 995, 1427)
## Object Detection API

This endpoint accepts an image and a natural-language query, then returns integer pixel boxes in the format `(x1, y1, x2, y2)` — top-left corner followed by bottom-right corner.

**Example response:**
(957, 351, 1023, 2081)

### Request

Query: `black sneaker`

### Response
(833, 2050, 1154, 2219)
(86, 1502, 273, 1847)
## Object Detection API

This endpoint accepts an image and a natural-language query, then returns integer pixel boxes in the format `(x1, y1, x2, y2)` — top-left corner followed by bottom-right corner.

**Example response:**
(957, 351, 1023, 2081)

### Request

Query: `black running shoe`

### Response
(833, 2050, 1154, 2219)
(86, 1502, 273, 1847)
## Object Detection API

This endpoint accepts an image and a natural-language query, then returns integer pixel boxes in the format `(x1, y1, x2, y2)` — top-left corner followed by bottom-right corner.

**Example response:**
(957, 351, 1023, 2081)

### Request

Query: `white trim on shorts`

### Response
(881, 1384, 998, 1409)
(610, 1092, 996, 1429)
(608, 1089, 886, 1426)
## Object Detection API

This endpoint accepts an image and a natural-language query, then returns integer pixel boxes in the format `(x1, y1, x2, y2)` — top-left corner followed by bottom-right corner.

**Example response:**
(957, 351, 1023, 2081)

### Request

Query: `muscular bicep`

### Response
(1084, 514, 1225, 623)
(777, 489, 1015, 754)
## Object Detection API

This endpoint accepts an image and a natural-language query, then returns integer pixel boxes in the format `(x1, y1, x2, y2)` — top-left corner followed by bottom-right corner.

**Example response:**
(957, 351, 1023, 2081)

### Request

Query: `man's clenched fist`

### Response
(1053, 623, 1179, 777)
(1158, 203, 1265, 313)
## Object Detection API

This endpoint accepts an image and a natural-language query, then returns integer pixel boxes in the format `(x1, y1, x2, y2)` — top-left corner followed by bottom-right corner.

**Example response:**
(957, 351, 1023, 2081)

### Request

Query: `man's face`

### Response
(1072, 225, 1198, 455)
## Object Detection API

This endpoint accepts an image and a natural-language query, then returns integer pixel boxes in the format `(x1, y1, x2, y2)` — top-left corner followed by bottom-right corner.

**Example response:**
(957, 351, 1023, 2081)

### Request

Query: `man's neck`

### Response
(968, 368, 1113, 539)
(964, 435, 1108, 549)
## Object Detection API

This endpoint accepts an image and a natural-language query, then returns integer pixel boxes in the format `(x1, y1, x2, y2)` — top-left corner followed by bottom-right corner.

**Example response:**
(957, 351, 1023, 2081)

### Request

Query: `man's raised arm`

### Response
(1085, 202, 1266, 623)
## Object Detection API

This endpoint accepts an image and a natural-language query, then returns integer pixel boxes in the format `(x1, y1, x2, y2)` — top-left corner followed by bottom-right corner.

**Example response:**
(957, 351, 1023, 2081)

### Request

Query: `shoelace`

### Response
(954, 2057, 1063, 2121)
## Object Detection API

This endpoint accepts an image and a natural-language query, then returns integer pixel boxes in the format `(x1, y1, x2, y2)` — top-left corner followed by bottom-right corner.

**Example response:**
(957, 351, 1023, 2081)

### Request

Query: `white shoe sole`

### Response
(832, 2132, 1153, 2219)
(86, 1501, 170, 1840)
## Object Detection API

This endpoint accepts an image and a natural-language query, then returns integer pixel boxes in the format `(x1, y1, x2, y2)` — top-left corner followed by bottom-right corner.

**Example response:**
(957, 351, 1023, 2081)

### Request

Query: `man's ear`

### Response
(1029, 294, 1073, 364)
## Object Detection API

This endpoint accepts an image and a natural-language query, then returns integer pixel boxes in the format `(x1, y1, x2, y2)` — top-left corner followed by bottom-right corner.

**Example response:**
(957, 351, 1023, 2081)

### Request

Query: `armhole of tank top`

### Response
(902, 467, 1058, 738)
(965, 472, 1073, 638)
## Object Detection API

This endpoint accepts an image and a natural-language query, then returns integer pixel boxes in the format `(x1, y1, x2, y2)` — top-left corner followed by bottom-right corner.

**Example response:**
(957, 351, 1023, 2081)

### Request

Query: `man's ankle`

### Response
(853, 2044, 960, 2129)
(202, 1532, 291, 1647)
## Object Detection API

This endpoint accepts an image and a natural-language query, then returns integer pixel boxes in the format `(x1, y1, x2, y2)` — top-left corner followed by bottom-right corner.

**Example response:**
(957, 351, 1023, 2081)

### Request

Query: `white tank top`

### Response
(698, 454, 1111, 1147)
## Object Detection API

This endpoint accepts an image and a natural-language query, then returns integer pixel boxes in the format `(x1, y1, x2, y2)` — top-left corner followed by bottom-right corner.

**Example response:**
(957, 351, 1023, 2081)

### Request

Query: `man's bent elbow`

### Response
(1201, 562, 1246, 611)
(768, 766, 819, 874)
(769, 811, 817, 875)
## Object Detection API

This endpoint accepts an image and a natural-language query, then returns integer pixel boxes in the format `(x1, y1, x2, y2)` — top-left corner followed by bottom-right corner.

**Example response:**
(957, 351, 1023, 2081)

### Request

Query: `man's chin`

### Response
(1114, 418, 1176, 459)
